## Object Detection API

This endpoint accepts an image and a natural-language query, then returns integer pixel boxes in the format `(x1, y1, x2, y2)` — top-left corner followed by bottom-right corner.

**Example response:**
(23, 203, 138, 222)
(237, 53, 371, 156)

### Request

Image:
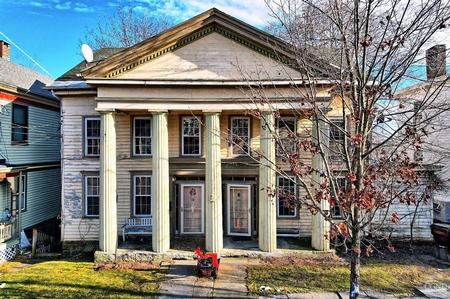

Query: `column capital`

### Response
(149, 110, 168, 114)
(203, 109, 222, 114)
(95, 108, 116, 114)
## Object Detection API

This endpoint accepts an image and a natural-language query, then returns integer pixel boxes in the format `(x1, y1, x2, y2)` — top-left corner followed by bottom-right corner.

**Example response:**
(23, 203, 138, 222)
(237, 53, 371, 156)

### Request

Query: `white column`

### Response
(311, 115, 330, 251)
(99, 110, 117, 253)
(258, 111, 277, 252)
(151, 111, 170, 253)
(204, 111, 223, 253)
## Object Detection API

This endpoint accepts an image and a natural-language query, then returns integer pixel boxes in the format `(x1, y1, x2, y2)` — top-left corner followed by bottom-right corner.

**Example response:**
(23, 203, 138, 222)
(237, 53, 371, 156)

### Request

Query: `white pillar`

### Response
(311, 115, 330, 251)
(204, 112, 223, 253)
(99, 110, 117, 253)
(258, 111, 277, 252)
(151, 111, 170, 253)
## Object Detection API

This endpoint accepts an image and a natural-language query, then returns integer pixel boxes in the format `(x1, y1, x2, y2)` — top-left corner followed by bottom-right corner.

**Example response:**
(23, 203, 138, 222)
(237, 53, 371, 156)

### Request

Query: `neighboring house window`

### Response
(230, 117, 250, 155)
(84, 176, 100, 217)
(331, 177, 347, 219)
(84, 117, 100, 157)
(329, 120, 345, 160)
(182, 116, 201, 156)
(277, 176, 297, 217)
(15, 174, 27, 211)
(12, 104, 28, 143)
(277, 117, 297, 156)
(133, 175, 152, 217)
(133, 117, 152, 156)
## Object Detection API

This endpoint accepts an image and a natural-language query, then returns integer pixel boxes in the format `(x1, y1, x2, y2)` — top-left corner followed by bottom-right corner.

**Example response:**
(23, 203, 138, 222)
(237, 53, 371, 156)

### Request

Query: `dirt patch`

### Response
(261, 253, 345, 268)
(95, 261, 160, 271)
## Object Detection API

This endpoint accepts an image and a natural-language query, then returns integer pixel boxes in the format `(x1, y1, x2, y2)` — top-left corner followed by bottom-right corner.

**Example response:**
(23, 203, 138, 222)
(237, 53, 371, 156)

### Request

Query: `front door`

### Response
(227, 184, 251, 236)
(180, 184, 204, 234)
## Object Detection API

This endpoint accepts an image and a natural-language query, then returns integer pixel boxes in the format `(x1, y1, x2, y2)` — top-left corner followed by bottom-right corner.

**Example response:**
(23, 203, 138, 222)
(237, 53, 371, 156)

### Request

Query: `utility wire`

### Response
(0, 31, 53, 78)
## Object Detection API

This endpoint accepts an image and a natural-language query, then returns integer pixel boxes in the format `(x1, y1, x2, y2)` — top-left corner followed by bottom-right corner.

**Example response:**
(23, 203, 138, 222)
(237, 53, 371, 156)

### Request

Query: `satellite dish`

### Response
(81, 44, 94, 63)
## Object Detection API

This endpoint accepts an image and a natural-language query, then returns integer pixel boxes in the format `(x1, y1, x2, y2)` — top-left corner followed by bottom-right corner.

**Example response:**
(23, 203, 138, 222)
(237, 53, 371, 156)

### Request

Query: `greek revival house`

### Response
(50, 8, 348, 255)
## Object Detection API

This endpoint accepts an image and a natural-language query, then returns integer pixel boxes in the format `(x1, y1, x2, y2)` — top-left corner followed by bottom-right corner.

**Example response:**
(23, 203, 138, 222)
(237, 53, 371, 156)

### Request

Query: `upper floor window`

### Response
(330, 120, 345, 160)
(133, 175, 152, 217)
(277, 117, 297, 156)
(230, 117, 250, 155)
(331, 176, 347, 219)
(84, 175, 100, 217)
(133, 117, 152, 156)
(84, 117, 100, 157)
(277, 176, 297, 217)
(12, 104, 28, 144)
(182, 116, 201, 156)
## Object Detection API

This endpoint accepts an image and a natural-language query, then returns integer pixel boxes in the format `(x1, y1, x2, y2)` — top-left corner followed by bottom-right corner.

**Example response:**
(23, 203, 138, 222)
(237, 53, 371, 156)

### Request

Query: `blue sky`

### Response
(0, 0, 269, 79)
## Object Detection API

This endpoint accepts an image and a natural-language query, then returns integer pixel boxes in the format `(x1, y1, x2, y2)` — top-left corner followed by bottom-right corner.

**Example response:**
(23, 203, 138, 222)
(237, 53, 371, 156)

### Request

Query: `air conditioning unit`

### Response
(434, 198, 450, 223)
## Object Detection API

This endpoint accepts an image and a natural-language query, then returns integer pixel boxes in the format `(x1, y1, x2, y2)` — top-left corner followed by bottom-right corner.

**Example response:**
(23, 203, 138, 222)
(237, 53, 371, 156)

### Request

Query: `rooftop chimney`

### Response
(426, 44, 447, 80)
(0, 40, 10, 61)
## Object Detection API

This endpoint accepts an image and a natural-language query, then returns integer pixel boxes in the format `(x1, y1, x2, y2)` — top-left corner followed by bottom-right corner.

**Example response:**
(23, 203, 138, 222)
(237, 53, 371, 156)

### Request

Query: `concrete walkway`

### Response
(158, 258, 254, 298)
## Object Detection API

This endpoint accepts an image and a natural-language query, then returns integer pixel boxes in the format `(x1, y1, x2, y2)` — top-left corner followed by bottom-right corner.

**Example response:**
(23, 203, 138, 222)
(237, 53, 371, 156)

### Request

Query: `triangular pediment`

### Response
(117, 32, 303, 80)
(81, 8, 332, 80)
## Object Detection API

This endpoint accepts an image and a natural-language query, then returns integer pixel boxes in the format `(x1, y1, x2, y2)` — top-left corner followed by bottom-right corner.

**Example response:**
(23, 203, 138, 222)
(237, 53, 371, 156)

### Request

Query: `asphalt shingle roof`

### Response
(0, 58, 56, 99)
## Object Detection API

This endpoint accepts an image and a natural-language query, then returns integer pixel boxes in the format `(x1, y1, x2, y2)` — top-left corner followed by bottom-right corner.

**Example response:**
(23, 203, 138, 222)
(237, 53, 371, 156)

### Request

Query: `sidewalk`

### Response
(157, 258, 255, 298)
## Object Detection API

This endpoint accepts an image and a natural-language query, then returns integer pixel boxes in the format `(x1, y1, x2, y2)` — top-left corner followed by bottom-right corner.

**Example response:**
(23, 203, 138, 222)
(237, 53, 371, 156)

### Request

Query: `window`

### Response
(331, 177, 347, 218)
(133, 117, 152, 156)
(277, 117, 297, 156)
(330, 120, 345, 160)
(15, 174, 26, 211)
(12, 104, 28, 143)
(182, 116, 201, 156)
(230, 117, 250, 155)
(84, 117, 100, 157)
(84, 176, 100, 217)
(133, 175, 152, 216)
(277, 176, 297, 217)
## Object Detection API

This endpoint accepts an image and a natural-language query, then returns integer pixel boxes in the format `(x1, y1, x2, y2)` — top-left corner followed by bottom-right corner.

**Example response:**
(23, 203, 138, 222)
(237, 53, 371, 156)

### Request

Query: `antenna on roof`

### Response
(81, 44, 94, 63)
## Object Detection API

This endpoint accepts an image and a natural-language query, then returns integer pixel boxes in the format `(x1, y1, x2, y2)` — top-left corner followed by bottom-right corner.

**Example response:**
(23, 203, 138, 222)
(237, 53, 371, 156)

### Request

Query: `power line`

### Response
(0, 31, 53, 78)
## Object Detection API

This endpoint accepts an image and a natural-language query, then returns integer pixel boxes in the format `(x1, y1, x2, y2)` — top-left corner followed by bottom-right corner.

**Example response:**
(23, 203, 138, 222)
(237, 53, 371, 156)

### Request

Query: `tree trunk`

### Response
(349, 228, 361, 299)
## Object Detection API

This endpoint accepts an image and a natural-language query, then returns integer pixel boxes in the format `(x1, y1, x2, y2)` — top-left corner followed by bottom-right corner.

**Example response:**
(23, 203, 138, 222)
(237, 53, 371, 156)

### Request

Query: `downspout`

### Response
(17, 171, 22, 243)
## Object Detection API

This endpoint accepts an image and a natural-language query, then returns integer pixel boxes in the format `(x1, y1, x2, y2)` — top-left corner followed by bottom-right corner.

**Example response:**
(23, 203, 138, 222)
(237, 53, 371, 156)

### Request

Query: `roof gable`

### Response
(117, 32, 303, 80)
(81, 8, 330, 79)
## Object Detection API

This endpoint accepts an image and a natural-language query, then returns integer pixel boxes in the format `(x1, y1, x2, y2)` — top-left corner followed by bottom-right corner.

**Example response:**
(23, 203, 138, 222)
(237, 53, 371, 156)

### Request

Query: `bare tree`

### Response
(82, 5, 173, 50)
(227, 0, 450, 298)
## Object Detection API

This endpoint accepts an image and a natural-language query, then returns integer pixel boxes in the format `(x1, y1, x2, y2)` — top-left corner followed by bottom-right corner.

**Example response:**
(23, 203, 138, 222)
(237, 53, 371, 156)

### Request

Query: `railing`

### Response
(0, 222, 13, 243)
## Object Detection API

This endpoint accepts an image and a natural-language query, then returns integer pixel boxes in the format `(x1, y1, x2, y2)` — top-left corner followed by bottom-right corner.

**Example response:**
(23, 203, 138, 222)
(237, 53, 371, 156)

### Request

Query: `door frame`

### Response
(180, 183, 205, 234)
(227, 183, 252, 236)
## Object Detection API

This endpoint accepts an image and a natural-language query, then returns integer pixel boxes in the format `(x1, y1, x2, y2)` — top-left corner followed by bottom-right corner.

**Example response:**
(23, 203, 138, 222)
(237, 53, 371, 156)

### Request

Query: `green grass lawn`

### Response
(247, 253, 450, 296)
(0, 260, 164, 298)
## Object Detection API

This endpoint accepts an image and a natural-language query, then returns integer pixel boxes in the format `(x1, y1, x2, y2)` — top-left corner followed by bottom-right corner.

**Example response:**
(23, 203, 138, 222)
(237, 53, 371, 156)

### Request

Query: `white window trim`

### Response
(180, 183, 205, 234)
(84, 117, 101, 157)
(132, 116, 152, 156)
(181, 116, 202, 156)
(133, 175, 152, 217)
(277, 175, 297, 218)
(227, 184, 252, 236)
(230, 116, 251, 156)
(20, 174, 26, 211)
(84, 175, 99, 217)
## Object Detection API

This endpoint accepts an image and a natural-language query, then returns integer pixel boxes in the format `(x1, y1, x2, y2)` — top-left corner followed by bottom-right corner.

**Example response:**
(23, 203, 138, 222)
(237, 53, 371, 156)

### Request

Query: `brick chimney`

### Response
(0, 40, 10, 61)
(426, 44, 447, 80)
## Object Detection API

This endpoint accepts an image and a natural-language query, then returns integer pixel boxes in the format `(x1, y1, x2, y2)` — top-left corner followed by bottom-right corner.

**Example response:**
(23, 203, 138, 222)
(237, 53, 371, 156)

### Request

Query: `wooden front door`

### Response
(180, 184, 204, 234)
(227, 184, 251, 236)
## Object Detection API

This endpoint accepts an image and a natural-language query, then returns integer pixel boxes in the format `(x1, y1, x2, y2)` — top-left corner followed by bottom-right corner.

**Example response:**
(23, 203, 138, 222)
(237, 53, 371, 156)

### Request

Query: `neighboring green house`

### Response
(0, 40, 60, 261)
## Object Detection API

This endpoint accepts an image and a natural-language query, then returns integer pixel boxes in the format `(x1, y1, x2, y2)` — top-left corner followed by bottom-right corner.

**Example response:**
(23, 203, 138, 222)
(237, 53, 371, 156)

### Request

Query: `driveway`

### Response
(157, 257, 255, 298)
